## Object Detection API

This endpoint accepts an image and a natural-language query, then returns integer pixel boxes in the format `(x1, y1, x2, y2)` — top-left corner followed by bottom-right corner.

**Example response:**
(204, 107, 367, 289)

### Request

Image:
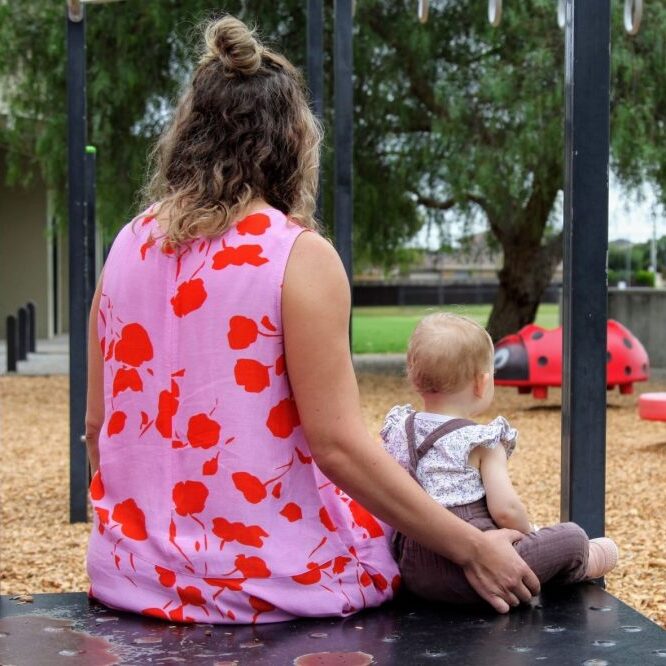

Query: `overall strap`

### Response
(405, 412, 476, 483)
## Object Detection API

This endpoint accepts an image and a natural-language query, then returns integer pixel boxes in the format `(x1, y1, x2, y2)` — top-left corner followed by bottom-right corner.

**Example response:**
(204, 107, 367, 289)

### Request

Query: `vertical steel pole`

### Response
(68, 4, 89, 523)
(307, 0, 325, 220)
(561, 0, 611, 539)
(84, 146, 97, 313)
(6, 316, 18, 373)
(17, 307, 28, 361)
(334, 0, 353, 305)
(27, 301, 36, 353)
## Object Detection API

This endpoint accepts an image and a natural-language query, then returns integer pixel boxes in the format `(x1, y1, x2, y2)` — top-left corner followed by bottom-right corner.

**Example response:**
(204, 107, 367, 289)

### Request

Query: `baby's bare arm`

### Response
(480, 445, 532, 534)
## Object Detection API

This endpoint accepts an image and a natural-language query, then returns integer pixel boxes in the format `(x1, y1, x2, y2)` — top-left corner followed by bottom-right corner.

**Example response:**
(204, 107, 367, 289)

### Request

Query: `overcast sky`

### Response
(416, 172, 665, 249)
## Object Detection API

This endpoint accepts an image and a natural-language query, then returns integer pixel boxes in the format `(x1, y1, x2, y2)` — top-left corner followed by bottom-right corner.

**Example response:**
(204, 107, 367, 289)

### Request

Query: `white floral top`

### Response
(380, 404, 517, 508)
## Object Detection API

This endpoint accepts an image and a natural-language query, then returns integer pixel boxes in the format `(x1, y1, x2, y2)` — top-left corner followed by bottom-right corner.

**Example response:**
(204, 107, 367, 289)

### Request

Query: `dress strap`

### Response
(404, 412, 476, 483)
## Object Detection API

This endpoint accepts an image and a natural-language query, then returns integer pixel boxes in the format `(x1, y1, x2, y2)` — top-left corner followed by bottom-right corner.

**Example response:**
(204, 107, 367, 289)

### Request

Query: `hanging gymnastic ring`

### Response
(557, 0, 565, 29)
(488, 0, 502, 27)
(624, 0, 643, 35)
(418, 0, 429, 24)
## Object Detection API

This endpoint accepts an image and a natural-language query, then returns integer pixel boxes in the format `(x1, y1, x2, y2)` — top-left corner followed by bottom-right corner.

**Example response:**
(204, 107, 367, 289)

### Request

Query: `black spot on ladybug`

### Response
(531, 331, 544, 340)
(537, 356, 548, 366)
(607, 352, 612, 362)
(623, 338, 633, 349)
(624, 366, 632, 376)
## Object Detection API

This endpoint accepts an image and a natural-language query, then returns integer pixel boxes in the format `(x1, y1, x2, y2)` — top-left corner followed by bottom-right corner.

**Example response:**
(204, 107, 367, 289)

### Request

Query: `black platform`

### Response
(1, 585, 664, 665)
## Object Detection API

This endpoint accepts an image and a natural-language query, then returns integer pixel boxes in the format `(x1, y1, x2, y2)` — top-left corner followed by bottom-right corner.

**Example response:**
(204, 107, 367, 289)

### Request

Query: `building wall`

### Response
(0, 154, 52, 339)
(608, 288, 666, 369)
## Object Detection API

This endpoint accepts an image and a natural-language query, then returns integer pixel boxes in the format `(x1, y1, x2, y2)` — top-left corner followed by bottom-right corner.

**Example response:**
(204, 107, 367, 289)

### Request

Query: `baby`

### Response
(381, 313, 618, 605)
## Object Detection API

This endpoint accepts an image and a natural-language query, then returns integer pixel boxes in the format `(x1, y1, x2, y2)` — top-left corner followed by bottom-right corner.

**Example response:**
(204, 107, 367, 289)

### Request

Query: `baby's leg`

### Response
(513, 522, 589, 585)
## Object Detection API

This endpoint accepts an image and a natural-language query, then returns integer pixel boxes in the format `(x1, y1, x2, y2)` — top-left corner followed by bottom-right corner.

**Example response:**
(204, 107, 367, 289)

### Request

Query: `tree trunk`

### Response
(487, 236, 562, 341)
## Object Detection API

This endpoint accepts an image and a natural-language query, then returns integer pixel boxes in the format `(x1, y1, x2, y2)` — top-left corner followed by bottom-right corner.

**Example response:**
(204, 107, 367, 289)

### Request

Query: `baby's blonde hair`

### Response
(407, 313, 494, 394)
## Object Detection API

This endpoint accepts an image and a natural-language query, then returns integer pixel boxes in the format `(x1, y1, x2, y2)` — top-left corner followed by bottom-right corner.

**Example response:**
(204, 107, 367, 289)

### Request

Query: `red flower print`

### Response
(232, 472, 267, 504)
(234, 555, 271, 579)
(107, 411, 126, 437)
(296, 447, 313, 464)
(249, 595, 275, 623)
(349, 500, 384, 538)
(272, 482, 282, 498)
(173, 481, 209, 517)
(89, 470, 105, 500)
(292, 561, 331, 586)
(171, 278, 207, 317)
(142, 607, 168, 620)
(319, 507, 337, 532)
(266, 398, 300, 438)
(202, 452, 220, 476)
(234, 359, 271, 393)
(280, 503, 302, 522)
(391, 575, 402, 593)
(211, 517, 269, 548)
(155, 565, 176, 587)
(360, 571, 372, 587)
(112, 368, 143, 398)
(275, 354, 286, 376)
(156, 381, 179, 439)
(112, 498, 148, 540)
(140, 234, 156, 260)
(94, 507, 109, 535)
(141, 213, 156, 226)
(261, 315, 277, 332)
(203, 578, 244, 598)
(168, 606, 195, 623)
(104, 339, 115, 362)
(177, 585, 206, 608)
(227, 316, 259, 350)
(187, 413, 221, 449)
(212, 243, 268, 270)
(114, 323, 153, 367)
(332, 556, 351, 574)
(371, 572, 388, 591)
(237, 213, 271, 236)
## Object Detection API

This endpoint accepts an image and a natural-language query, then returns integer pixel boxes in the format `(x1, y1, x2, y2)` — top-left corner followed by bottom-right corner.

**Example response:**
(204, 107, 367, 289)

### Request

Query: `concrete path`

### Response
(0, 335, 407, 377)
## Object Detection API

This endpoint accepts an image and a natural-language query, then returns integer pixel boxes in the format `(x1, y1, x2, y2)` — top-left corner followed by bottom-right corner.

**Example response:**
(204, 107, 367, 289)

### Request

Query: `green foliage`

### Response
(634, 270, 656, 287)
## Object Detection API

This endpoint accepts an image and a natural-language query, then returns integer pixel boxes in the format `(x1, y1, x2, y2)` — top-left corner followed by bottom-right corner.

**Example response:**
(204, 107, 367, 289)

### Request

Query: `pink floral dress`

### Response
(87, 207, 399, 624)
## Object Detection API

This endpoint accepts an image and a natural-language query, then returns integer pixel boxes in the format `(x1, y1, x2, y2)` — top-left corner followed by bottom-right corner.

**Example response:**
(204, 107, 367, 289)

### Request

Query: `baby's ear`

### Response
(474, 372, 490, 398)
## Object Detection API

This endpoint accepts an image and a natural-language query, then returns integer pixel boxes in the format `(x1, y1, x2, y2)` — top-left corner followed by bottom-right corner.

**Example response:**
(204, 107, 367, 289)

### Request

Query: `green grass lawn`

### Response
(352, 304, 560, 354)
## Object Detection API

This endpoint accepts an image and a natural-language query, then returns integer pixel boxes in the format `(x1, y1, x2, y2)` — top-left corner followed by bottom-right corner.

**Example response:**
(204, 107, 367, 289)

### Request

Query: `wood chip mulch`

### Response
(1, 374, 664, 627)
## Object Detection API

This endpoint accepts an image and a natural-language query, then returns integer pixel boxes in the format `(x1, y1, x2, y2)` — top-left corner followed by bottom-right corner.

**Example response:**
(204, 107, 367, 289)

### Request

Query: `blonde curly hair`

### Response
(144, 15, 322, 244)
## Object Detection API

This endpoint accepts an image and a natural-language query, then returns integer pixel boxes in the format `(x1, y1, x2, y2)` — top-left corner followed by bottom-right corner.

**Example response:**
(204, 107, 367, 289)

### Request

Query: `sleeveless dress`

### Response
(87, 206, 399, 624)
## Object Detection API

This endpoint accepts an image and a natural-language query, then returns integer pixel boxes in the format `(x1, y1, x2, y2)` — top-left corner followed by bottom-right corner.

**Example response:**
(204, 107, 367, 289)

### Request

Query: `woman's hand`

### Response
(462, 529, 540, 613)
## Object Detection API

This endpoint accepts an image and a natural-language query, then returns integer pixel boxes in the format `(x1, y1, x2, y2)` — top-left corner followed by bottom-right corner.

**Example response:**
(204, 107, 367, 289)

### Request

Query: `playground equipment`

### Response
(494, 320, 649, 399)
(638, 392, 666, 421)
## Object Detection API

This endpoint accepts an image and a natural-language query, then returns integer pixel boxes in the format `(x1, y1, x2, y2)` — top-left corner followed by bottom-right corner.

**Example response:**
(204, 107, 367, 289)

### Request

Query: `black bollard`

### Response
(26, 301, 36, 353)
(6, 315, 18, 372)
(17, 307, 28, 361)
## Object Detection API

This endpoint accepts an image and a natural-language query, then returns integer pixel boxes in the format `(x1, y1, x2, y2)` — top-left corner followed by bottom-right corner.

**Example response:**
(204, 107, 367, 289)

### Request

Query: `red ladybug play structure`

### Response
(494, 320, 649, 399)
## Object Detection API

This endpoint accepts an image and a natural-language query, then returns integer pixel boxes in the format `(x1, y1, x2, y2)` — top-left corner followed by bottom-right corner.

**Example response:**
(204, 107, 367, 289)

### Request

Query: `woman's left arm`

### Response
(85, 275, 105, 477)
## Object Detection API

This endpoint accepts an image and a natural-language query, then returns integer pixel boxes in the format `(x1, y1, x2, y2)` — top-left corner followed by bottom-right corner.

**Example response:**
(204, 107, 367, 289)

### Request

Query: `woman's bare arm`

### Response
(282, 232, 540, 613)
(85, 275, 105, 477)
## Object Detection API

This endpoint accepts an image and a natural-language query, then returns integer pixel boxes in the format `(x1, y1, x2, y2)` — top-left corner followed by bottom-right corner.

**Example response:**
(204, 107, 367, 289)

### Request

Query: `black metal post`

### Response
(560, 0, 611, 539)
(307, 0, 325, 220)
(6, 316, 17, 373)
(17, 307, 28, 361)
(27, 301, 36, 353)
(334, 0, 353, 293)
(84, 146, 97, 313)
(68, 4, 89, 523)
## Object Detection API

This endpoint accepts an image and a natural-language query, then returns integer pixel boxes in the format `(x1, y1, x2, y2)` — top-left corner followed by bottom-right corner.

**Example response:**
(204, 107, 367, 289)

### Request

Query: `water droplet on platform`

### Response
(509, 646, 533, 653)
(43, 626, 65, 633)
(582, 660, 609, 666)
(58, 649, 84, 657)
(592, 640, 616, 647)
(423, 649, 448, 658)
(133, 636, 163, 644)
(240, 641, 264, 649)
(309, 633, 328, 639)
(543, 626, 566, 633)
(652, 650, 666, 657)
(0, 632, 8, 638)
(619, 625, 641, 633)
(589, 606, 612, 612)
(94, 616, 119, 623)
(381, 634, 401, 643)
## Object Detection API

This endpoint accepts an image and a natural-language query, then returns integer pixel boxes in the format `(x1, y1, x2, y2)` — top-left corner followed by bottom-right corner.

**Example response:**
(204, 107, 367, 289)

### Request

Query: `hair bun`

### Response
(202, 16, 263, 76)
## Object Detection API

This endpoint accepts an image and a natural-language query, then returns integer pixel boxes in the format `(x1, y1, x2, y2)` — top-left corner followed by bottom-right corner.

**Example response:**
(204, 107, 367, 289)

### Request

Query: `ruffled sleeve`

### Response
(468, 416, 518, 459)
(379, 404, 413, 442)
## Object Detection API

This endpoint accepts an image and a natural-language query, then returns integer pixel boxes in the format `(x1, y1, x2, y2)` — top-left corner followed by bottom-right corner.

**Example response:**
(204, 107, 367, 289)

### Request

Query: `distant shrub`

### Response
(634, 270, 656, 287)
(607, 269, 622, 286)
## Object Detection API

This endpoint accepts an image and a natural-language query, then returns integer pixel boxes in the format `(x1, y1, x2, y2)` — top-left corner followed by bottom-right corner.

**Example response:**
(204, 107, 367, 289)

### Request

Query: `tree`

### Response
(356, 0, 666, 339)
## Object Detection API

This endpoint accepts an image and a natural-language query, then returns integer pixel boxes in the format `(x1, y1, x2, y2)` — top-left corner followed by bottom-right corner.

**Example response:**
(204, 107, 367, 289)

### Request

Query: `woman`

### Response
(85, 15, 539, 624)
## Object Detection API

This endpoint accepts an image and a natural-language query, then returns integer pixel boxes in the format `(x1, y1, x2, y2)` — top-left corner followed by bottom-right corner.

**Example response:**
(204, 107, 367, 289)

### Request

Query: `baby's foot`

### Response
(585, 537, 619, 579)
